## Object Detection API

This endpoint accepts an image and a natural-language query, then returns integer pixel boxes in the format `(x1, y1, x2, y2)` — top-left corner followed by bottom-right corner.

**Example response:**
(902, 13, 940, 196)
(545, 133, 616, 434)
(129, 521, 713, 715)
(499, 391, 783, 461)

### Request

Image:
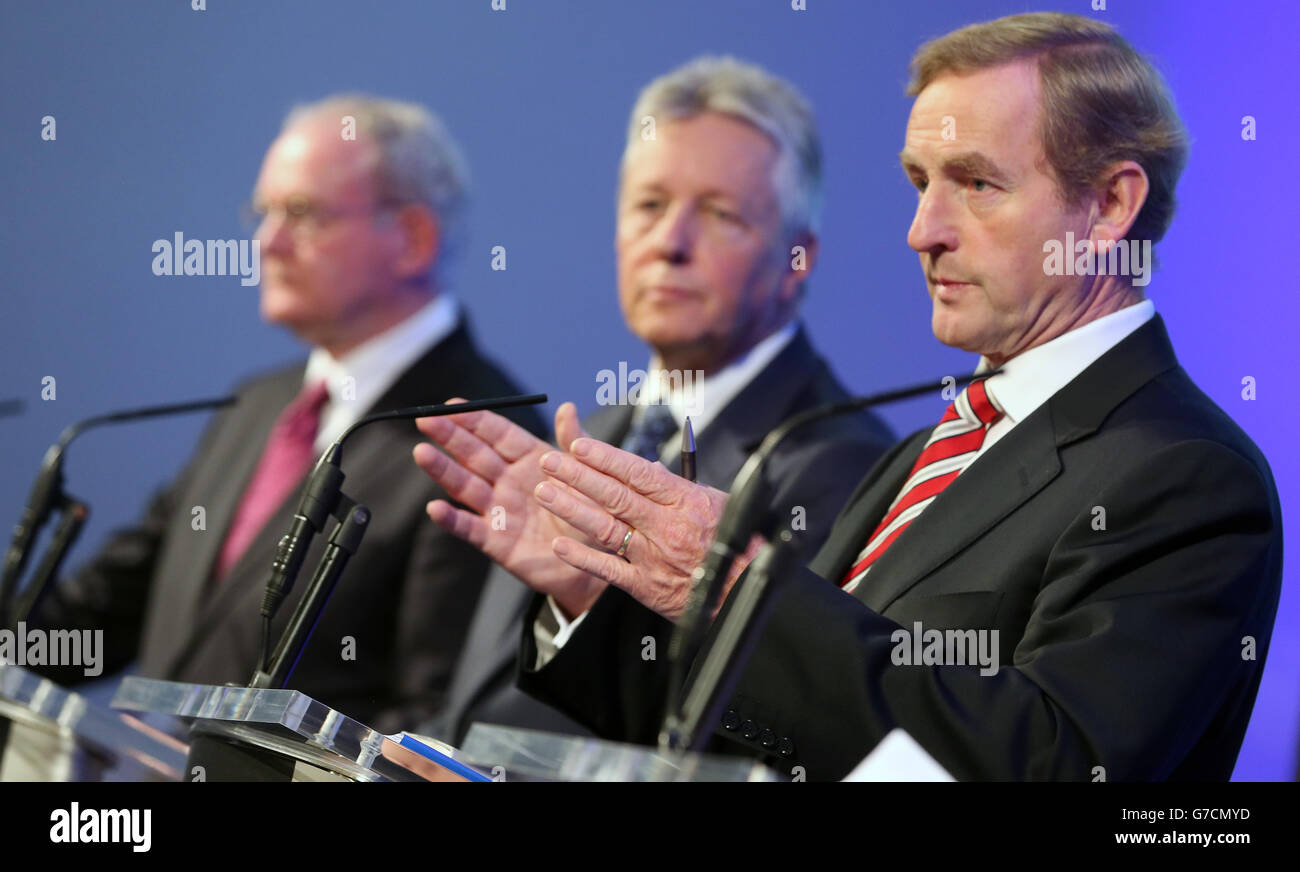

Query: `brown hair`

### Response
(908, 12, 1188, 245)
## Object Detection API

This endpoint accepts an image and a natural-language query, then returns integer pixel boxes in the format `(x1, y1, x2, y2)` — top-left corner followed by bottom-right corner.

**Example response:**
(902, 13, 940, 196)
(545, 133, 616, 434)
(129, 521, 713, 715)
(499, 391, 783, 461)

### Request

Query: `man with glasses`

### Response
(35, 95, 544, 733)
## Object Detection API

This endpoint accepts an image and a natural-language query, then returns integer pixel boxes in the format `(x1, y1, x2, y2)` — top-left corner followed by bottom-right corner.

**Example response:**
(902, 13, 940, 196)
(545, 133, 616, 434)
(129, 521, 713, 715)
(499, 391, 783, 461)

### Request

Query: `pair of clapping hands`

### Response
(411, 401, 751, 622)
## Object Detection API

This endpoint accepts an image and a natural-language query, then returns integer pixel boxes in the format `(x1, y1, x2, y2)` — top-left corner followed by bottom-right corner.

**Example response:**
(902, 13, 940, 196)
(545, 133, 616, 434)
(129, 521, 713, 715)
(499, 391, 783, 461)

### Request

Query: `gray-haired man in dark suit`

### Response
(414, 57, 896, 745)
(36, 95, 544, 733)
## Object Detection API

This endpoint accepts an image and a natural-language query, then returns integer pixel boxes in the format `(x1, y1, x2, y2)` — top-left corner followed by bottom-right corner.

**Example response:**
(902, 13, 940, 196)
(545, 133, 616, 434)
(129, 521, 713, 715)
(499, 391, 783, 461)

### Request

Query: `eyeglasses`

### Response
(240, 195, 402, 237)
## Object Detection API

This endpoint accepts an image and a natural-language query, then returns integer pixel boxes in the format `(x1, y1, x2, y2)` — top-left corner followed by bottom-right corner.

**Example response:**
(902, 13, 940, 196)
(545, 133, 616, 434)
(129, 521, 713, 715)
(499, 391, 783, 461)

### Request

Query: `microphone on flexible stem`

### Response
(248, 392, 547, 689)
(0, 396, 236, 631)
(10, 501, 89, 627)
(659, 370, 1000, 753)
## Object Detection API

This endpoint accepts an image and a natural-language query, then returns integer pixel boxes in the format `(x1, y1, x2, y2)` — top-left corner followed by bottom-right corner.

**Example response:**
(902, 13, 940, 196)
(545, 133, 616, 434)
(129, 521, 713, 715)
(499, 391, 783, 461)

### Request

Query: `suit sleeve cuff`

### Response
(532, 595, 591, 669)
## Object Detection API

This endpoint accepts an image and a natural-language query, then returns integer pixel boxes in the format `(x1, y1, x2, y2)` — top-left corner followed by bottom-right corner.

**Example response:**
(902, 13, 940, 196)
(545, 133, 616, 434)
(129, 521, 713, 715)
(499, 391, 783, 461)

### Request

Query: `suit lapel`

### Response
(190, 396, 289, 589)
(833, 313, 1181, 614)
(581, 327, 826, 488)
(852, 411, 1060, 612)
(190, 416, 422, 643)
(166, 320, 486, 676)
(689, 326, 828, 492)
(147, 371, 299, 674)
(584, 404, 634, 447)
(807, 430, 926, 583)
(445, 566, 536, 725)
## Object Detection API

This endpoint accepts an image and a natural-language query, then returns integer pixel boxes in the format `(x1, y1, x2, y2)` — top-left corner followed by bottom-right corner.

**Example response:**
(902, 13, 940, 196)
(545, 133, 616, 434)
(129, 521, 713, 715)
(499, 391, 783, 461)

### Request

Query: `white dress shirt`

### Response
(977, 299, 1155, 455)
(303, 294, 461, 453)
(635, 321, 799, 464)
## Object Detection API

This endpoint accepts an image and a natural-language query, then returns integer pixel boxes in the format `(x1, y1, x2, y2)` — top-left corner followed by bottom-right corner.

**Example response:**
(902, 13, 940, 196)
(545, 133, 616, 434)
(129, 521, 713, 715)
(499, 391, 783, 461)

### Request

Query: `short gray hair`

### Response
(621, 57, 823, 238)
(284, 94, 470, 283)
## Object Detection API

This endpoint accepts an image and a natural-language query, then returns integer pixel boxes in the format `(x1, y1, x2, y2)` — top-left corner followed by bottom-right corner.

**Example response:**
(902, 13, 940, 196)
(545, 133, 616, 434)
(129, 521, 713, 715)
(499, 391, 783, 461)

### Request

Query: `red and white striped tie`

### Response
(841, 379, 1003, 595)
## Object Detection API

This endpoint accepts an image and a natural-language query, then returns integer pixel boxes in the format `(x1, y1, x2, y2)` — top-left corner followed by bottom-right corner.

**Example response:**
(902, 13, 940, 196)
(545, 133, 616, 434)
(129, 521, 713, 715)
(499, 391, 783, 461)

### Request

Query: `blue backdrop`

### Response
(1, 0, 1295, 780)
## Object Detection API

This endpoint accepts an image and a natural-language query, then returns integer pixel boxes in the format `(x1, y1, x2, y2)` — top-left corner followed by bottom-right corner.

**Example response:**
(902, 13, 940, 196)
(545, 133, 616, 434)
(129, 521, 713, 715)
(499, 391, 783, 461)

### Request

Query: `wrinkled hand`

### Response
(534, 436, 744, 621)
(412, 400, 604, 609)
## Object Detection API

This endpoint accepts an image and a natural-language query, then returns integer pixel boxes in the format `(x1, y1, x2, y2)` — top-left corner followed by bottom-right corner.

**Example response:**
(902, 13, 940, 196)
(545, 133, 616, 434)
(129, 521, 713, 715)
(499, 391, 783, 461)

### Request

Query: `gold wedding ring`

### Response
(616, 527, 634, 560)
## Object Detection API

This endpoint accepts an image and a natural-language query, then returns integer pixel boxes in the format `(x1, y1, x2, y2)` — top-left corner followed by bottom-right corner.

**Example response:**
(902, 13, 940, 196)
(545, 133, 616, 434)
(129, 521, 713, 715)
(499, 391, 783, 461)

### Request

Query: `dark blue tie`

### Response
(620, 403, 678, 462)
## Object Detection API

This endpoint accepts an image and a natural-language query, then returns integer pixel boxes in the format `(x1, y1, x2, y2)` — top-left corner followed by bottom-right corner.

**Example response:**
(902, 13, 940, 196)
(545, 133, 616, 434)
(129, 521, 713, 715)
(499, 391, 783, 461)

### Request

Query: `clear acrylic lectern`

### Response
(0, 665, 187, 781)
(454, 723, 780, 782)
(111, 676, 777, 782)
(110, 675, 489, 782)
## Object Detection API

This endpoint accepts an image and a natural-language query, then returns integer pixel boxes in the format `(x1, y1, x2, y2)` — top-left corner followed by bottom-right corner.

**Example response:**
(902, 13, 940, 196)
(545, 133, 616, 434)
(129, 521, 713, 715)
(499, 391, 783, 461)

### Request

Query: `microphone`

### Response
(250, 392, 547, 688)
(659, 370, 999, 752)
(0, 396, 237, 630)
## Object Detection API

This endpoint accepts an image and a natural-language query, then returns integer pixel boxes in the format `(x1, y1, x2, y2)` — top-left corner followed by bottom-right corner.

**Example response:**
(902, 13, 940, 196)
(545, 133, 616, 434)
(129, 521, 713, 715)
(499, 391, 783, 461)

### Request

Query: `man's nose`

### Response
(256, 210, 295, 256)
(652, 203, 696, 263)
(907, 187, 959, 255)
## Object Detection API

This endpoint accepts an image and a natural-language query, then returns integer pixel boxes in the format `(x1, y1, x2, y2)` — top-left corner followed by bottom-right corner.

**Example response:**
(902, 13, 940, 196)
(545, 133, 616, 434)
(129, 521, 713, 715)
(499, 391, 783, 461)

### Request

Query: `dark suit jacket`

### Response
(520, 315, 1284, 780)
(37, 320, 545, 734)
(421, 326, 896, 744)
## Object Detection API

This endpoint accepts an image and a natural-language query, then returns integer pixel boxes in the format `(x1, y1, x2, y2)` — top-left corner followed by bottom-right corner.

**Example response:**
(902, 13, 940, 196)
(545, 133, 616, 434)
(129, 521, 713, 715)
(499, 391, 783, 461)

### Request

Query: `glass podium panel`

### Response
(110, 677, 780, 782)
(110, 676, 480, 782)
(459, 723, 780, 782)
(0, 665, 187, 782)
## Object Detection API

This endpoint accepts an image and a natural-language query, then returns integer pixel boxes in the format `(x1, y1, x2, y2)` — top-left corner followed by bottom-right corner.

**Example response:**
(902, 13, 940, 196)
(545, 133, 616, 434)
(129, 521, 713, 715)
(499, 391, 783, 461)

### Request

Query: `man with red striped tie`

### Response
(488, 13, 1284, 780)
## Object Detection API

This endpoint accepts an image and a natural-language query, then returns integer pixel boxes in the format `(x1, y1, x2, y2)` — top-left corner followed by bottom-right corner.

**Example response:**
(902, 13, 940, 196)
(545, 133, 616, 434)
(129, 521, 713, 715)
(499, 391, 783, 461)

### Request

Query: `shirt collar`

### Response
(976, 299, 1155, 425)
(304, 294, 461, 447)
(640, 322, 799, 434)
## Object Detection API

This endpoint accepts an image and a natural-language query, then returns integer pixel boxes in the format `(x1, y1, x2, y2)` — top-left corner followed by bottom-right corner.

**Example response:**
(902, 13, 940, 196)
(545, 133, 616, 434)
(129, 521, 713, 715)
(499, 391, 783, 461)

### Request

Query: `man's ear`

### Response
(1089, 160, 1149, 253)
(779, 230, 819, 302)
(392, 203, 442, 281)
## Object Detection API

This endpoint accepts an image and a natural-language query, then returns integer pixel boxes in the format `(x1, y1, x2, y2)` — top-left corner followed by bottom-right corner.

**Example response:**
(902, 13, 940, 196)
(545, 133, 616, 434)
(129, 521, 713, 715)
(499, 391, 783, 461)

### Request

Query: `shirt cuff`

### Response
(533, 595, 590, 669)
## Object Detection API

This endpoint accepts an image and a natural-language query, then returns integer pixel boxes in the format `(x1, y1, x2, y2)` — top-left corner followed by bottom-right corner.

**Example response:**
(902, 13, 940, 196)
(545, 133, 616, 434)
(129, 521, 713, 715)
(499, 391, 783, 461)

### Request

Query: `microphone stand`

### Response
(0, 397, 236, 632)
(10, 499, 89, 628)
(257, 501, 370, 690)
(248, 393, 547, 690)
(658, 371, 998, 752)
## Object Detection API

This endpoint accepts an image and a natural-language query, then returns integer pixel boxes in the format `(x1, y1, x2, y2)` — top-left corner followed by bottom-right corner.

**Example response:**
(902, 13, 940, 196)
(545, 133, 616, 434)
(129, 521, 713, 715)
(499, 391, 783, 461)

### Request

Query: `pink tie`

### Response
(215, 380, 330, 579)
